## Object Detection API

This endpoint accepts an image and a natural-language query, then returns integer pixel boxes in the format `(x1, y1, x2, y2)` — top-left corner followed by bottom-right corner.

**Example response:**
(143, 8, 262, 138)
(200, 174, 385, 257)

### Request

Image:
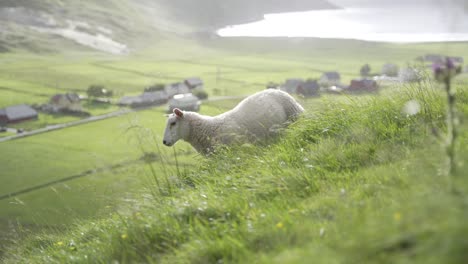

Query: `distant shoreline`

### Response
(218, 7, 468, 43)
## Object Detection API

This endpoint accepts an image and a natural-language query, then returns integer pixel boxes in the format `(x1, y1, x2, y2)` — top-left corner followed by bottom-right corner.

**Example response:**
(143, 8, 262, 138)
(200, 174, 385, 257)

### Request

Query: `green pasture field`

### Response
(2, 38, 467, 111)
(0, 101, 231, 242)
(0, 38, 467, 262)
(0, 101, 230, 191)
(3, 80, 467, 263)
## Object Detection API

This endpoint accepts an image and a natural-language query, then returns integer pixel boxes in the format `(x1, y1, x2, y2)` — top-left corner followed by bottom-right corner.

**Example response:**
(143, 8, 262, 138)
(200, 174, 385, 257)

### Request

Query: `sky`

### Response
(217, 0, 468, 43)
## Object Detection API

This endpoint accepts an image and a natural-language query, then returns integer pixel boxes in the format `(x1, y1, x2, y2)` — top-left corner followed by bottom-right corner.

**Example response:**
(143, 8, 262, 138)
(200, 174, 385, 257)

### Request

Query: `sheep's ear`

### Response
(174, 108, 184, 118)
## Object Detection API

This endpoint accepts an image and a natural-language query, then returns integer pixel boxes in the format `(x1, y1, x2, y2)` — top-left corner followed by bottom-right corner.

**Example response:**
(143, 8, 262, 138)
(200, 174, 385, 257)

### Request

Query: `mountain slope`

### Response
(0, 0, 337, 54)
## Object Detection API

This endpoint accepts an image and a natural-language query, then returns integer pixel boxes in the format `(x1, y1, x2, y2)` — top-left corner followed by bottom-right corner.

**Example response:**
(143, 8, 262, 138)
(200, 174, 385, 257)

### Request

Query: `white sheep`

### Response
(163, 89, 304, 154)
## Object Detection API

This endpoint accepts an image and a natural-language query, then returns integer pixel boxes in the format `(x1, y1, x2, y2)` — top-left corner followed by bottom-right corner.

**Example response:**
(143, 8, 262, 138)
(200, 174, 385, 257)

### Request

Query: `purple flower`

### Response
(433, 62, 447, 82)
(432, 63, 443, 74)
(433, 57, 462, 82)
(446, 57, 455, 69)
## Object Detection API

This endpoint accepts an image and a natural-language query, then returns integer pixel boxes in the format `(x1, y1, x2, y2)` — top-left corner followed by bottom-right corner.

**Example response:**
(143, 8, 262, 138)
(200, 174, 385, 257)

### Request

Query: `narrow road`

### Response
(0, 108, 133, 143)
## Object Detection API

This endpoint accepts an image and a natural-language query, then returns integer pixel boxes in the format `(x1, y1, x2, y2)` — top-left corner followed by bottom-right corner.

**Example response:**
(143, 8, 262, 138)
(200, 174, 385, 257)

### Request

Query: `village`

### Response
(0, 53, 465, 136)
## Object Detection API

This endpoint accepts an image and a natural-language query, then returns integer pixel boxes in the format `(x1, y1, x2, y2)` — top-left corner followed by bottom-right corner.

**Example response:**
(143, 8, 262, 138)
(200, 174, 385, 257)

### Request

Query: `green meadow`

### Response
(0, 38, 467, 262)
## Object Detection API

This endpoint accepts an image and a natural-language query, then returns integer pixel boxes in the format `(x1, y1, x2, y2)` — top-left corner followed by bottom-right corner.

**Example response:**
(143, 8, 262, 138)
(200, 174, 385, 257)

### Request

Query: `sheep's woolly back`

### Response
(184, 89, 304, 153)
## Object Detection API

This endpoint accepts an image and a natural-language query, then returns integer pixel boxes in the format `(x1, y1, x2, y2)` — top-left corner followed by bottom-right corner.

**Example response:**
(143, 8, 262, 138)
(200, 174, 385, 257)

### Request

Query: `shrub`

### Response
(360, 64, 371, 77)
(87, 85, 113, 97)
(213, 88, 221, 96)
(193, 90, 208, 100)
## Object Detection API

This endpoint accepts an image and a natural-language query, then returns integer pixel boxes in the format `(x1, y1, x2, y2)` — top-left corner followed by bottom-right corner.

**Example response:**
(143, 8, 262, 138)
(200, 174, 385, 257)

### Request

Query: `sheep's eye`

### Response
(170, 122, 176, 126)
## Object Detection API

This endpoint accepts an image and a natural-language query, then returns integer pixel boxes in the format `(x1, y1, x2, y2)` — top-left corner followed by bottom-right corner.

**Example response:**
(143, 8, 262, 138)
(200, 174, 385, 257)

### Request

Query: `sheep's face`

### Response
(163, 108, 189, 147)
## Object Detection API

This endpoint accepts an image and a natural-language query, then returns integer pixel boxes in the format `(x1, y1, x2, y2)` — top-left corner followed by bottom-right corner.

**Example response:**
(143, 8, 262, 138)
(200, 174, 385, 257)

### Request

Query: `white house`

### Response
(167, 93, 201, 113)
(381, 63, 399, 77)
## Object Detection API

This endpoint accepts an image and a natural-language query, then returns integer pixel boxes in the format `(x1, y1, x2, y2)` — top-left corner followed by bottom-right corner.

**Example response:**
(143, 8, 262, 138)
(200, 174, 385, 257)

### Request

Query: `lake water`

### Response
(217, 6, 468, 43)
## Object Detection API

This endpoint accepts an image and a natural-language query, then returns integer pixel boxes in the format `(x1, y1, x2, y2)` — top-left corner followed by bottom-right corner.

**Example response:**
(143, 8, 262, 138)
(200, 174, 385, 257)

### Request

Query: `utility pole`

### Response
(216, 66, 226, 95)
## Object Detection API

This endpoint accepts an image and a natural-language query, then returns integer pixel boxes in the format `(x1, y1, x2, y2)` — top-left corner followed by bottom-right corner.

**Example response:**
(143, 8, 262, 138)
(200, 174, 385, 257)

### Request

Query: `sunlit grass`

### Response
(3, 84, 467, 263)
(1, 38, 468, 262)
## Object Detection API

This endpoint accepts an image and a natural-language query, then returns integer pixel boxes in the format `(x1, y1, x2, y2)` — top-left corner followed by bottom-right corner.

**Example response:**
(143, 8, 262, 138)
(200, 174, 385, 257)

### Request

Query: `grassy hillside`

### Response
(2, 83, 467, 263)
(0, 35, 467, 262)
(0, 0, 337, 53)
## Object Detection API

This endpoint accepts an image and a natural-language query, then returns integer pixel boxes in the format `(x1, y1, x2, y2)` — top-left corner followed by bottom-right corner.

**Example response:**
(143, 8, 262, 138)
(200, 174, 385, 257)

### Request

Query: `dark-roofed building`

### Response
(319, 71, 341, 87)
(119, 91, 168, 108)
(165, 82, 190, 98)
(419, 54, 464, 65)
(0, 104, 38, 125)
(280, 78, 305, 94)
(184, 77, 204, 90)
(348, 79, 378, 93)
(422, 54, 444, 64)
(297, 80, 320, 97)
(50, 93, 82, 112)
(141, 91, 168, 105)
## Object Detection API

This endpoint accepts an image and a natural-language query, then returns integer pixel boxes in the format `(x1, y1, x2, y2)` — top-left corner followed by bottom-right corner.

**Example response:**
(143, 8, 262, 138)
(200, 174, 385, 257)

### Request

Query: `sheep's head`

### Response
(163, 108, 189, 147)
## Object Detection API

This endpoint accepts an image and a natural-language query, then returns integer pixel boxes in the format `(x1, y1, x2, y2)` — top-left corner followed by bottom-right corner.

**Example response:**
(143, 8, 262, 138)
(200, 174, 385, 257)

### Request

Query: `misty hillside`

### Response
(0, 0, 337, 54)
(162, 0, 338, 29)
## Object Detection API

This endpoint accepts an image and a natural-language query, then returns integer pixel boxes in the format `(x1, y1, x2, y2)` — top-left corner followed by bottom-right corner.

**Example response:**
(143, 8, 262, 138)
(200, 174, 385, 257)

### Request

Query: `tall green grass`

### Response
(3, 84, 467, 263)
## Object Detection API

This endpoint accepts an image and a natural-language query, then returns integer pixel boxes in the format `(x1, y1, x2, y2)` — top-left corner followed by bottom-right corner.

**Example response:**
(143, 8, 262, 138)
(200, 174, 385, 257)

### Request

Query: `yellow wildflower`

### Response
(393, 212, 401, 222)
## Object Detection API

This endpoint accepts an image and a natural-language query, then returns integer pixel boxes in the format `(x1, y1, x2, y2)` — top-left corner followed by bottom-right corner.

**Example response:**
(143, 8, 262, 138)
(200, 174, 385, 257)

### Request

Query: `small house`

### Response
(0, 104, 38, 125)
(381, 63, 399, 77)
(348, 79, 378, 93)
(165, 82, 190, 98)
(184, 77, 204, 90)
(140, 91, 168, 105)
(50, 93, 82, 112)
(119, 91, 168, 108)
(280, 78, 304, 94)
(319, 72, 341, 87)
(167, 93, 201, 113)
(297, 80, 320, 97)
(422, 54, 444, 64)
(399, 68, 422, 83)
